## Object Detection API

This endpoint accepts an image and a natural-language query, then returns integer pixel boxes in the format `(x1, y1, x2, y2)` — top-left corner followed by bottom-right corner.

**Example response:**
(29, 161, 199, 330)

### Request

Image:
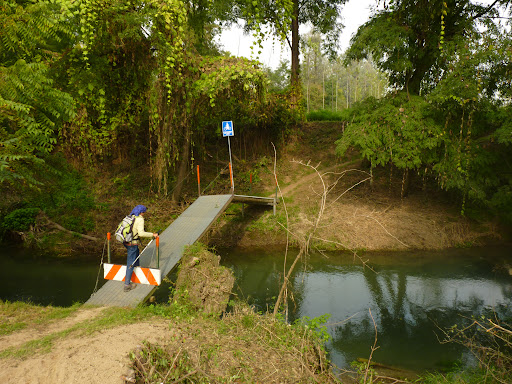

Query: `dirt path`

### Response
(0, 308, 171, 384)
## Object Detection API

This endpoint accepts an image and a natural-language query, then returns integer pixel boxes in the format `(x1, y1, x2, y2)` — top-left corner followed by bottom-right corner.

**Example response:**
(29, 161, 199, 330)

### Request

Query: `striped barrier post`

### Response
(103, 263, 161, 286)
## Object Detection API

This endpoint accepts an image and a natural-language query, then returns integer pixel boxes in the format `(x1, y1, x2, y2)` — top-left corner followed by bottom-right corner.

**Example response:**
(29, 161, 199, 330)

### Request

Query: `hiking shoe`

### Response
(123, 283, 137, 292)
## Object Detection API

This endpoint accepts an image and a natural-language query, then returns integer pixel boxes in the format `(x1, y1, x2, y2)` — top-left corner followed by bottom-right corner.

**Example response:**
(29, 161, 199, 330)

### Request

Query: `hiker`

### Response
(123, 205, 158, 292)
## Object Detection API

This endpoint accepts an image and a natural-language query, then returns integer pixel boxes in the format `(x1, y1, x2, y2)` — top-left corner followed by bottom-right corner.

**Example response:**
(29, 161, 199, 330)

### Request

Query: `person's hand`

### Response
(153, 233, 158, 238)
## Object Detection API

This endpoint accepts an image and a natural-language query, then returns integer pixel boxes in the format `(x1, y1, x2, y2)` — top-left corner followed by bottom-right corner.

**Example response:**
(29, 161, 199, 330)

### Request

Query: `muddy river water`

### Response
(1, 244, 511, 373)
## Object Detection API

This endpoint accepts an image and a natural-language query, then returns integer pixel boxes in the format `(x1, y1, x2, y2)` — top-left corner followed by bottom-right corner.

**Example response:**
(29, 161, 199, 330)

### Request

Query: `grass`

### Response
(417, 368, 501, 384)
(306, 110, 345, 122)
(0, 301, 81, 336)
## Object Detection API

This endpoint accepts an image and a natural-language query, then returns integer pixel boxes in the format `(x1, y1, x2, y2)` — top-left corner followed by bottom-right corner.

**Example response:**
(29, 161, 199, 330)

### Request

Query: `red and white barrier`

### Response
(103, 263, 161, 286)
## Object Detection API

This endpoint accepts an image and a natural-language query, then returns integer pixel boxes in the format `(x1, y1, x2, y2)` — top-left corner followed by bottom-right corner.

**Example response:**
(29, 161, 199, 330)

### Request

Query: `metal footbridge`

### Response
(85, 194, 275, 307)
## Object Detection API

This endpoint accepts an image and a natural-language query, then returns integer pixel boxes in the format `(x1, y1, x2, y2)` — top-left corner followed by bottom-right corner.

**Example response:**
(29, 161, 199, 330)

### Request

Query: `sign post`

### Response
(222, 121, 234, 193)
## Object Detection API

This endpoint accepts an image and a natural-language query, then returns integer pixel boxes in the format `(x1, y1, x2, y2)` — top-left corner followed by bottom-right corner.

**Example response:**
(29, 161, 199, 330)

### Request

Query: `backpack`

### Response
(114, 215, 136, 243)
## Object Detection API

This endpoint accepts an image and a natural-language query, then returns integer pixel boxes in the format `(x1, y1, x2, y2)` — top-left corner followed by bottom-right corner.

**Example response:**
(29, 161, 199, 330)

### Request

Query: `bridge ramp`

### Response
(85, 194, 233, 307)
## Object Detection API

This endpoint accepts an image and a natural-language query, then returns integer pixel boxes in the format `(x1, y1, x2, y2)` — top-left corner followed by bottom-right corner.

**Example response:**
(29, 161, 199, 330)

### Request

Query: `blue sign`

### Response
(222, 121, 234, 137)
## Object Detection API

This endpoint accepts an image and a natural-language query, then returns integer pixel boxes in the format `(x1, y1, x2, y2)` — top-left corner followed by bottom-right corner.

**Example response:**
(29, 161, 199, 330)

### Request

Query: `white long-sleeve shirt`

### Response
(132, 216, 153, 244)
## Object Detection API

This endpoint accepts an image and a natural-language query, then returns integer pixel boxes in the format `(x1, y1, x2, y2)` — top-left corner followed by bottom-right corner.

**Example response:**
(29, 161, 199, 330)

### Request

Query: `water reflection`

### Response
(220, 247, 512, 372)
(0, 247, 103, 307)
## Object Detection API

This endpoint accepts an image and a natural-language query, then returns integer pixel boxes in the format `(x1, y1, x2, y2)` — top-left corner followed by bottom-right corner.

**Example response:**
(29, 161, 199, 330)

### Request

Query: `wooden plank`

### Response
(85, 195, 233, 307)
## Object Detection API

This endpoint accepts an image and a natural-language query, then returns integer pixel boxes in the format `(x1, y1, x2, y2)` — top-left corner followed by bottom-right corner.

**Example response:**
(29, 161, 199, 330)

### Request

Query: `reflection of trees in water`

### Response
(330, 266, 512, 369)
(362, 267, 408, 332)
(331, 306, 466, 370)
(222, 248, 512, 370)
(226, 258, 282, 309)
(501, 281, 512, 305)
(225, 252, 308, 313)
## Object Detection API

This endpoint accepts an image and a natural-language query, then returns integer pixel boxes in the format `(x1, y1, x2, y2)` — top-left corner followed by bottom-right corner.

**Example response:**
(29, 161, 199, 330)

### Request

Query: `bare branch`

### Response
(364, 308, 379, 384)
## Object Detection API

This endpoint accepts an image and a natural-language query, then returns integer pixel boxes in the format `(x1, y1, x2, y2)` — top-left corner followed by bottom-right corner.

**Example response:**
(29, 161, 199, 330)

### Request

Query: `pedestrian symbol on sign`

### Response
(222, 121, 234, 137)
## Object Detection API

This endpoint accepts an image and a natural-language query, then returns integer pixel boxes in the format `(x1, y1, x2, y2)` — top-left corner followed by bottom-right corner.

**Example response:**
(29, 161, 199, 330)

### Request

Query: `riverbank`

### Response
(2, 122, 509, 257)
(0, 243, 345, 384)
(209, 123, 508, 251)
(0, 302, 368, 384)
(2, 243, 511, 383)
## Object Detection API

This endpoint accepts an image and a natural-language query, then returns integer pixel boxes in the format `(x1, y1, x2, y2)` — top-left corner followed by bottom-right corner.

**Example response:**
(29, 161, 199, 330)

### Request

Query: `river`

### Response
(219, 246, 512, 373)
(1, 244, 511, 373)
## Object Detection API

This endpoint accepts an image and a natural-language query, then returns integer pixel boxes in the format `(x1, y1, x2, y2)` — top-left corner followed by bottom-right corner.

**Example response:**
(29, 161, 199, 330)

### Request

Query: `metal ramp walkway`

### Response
(85, 194, 234, 307)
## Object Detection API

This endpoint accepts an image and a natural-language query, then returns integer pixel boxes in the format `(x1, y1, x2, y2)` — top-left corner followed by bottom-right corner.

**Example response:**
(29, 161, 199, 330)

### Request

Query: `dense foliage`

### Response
(338, 3, 512, 222)
(0, 0, 75, 186)
(1, 0, 298, 198)
(345, 0, 504, 95)
(1, 0, 511, 241)
(0, 0, 302, 244)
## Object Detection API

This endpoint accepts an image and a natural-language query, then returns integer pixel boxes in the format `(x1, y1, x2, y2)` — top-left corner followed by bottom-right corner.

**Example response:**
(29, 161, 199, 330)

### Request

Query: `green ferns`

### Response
(0, 0, 75, 186)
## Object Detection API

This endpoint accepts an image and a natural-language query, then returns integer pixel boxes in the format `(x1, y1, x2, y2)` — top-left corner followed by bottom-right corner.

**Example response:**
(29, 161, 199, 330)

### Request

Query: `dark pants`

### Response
(124, 244, 139, 285)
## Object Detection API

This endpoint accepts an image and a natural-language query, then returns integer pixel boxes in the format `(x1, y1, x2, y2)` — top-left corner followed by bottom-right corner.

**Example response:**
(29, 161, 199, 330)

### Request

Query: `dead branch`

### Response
(170, 370, 198, 384)
(273, 158, 375, 316)
(364, 308, 380, 384)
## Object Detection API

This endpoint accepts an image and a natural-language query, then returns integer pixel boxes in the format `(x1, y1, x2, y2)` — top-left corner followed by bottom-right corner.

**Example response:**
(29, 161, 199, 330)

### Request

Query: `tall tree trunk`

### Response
(401, 168, 410, 199)
(290, 0, 300, 108)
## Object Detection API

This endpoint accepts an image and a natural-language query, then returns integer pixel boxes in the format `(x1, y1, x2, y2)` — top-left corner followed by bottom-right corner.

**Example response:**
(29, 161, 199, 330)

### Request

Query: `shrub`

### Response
(2, 208, 40, 231)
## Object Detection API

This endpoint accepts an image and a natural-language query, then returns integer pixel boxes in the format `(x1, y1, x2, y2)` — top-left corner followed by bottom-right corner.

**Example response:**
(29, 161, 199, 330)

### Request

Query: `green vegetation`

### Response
(419, 368, 502, 384)
(130, 302, 337, 383)
(1, 0, 511, 380)
(336, 0, 512, 222)
(307, 110, 344, 122)
(1, 0, 510, 250)
(0, 301, 81, 336)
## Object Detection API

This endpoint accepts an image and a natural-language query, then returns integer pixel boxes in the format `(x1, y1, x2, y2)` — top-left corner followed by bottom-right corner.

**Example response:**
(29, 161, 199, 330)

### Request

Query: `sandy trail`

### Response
(0, 308, 171, 384)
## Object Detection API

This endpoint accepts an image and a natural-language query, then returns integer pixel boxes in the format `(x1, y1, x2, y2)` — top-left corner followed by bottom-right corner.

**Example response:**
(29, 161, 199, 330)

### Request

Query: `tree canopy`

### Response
(338, 1, 512, 221)
(0, 0, 75, 186)
(345, 0, 508, 95)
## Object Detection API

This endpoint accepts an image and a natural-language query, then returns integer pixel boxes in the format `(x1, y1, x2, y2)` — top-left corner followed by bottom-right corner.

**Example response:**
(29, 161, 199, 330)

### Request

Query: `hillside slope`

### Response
(213, 122, 505, 251)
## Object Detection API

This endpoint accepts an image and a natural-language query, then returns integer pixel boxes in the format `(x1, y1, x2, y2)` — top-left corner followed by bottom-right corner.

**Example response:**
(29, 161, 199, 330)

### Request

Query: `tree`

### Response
(0, 0, 75, 186)
(71, 0, 286, 200)
(235, 0, 347, 108)
(301, 32, 387, 112)
(338, 19, 512, 220)
(345, 0, 507, 95)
